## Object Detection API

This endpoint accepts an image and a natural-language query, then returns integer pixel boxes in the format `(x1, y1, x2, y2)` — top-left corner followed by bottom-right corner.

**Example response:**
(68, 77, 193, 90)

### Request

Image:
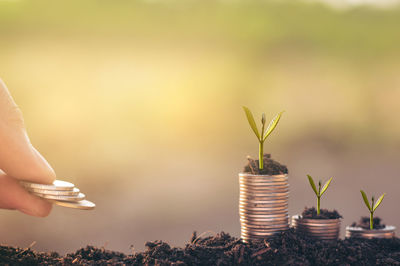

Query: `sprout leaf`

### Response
(320, 177, 333, 196)
(307, 175, 318, 196)
(361, 190, 372, 211)
(263, 111, 284, 141)
(373, 193, 385, 211)
(243, 106, 260, 140)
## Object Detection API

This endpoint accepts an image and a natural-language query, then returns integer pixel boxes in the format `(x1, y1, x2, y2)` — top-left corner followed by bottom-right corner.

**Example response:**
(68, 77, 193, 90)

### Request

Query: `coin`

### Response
(239, 202, 288, 208)
(239, 208, 287, 215)
(20, 179, 95, 210)
(240, 192, 289, 197)
(35, 192, 85, 202)
(240, 216, 289, 222)
(27, 187, 80, 196)
(239, 199, 287, 204)
(240, 214, 288, 220)
(240, 186, 289, 191)
(52, 200, 95, 210)
(20, 180, 75, 191)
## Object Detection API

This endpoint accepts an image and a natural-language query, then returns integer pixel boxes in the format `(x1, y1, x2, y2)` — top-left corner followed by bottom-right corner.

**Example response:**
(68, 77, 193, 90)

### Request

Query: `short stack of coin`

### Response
(239, 173, 289, 242)
(20, 180, 95, 210)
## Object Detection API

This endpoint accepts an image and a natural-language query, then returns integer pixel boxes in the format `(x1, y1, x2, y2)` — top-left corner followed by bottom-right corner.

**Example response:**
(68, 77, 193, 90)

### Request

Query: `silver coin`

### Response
(20, 180, 75, 191)
(239, 181, 289, 186)
(240, 192, 289, 197)
(239, 189, 289, 194)
(239, 205, 288, 211)
(241, 225, 289, 232)
(241, 229, 288, 236)
(241, 223, 289, 229)
(239, 173, 288, 180)
(239, 186, 289, 192)
(241, 225, 289, 231)
(239, 202, 288, 207)
(239, 183, 289, 188)
(240, 218, 288, 222)
(35, 192, 85, 202)
(239, 179, 288, 184)
(239, 200, 287, 205)
(241, 216, 289, 222)
(292, 217, 341, 225)
(27, 187, 80, 196)
(240, 216, 289, 222)
(240, 193, 289, 198)
(240, 183, 288, 188)
(239, 210, 288, 216)
(240, 215, 289, 220)
(52, 200, 95, 210)
(239, 207, 288, 212)
(239, 200, 288, 204)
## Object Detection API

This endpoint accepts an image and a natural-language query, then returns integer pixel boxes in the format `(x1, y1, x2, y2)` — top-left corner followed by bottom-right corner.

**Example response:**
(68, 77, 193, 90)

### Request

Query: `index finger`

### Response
(0, 79, 56, 184)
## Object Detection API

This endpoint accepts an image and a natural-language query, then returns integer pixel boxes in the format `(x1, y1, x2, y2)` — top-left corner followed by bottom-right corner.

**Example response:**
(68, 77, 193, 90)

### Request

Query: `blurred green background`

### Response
(1, 0, 400, 254)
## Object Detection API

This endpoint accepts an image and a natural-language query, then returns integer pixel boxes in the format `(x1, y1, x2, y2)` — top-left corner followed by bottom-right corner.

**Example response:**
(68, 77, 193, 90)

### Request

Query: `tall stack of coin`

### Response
(20, 180, 95, 210)
(239, 173, 289, 242)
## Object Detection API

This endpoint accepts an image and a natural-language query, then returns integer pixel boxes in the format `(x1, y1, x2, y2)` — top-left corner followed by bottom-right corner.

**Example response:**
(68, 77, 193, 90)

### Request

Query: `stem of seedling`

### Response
(370, 212, 374, 230)
(370, 196, 375, 230)
(317, 181, 321, 215)
(259, 141, 264, 169)
(259, 114, 266, 169)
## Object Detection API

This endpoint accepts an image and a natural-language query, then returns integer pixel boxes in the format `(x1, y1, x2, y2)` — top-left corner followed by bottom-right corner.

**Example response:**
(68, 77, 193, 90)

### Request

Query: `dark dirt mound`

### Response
(2, 229, 400, 265)
(301, 207, 342, 219)
(351, 216, 386, 230)
(243, 154, 288, 175)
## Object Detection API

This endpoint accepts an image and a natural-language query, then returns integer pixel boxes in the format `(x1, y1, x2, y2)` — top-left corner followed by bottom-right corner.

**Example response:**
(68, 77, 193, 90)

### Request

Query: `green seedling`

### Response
(360, 190, 385, 230)
(307, 175, 333, 215)
(242, 106, 283, 170)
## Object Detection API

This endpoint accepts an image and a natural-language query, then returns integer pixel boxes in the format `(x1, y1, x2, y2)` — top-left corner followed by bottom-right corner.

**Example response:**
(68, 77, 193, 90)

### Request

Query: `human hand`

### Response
(0, 79, 56, 217)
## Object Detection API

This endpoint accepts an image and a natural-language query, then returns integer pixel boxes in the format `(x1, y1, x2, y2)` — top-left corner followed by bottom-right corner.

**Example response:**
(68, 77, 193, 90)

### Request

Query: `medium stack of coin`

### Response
(239, 173, 289, 243)
(292, 215, 340, 240)
(20, 180, 95, 210)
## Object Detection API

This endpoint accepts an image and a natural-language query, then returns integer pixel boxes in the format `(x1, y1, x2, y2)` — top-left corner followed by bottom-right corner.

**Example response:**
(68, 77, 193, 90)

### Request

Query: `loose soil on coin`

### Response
(351, 216, 386, 230)
(2, 229, 400, 265)
(243, 154, 288, 175)
(301, 207, 342, 219)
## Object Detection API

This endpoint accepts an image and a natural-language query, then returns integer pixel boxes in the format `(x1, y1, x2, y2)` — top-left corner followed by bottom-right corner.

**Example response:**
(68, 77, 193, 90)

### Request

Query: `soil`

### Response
(2, 229, 400, 265)
(243, 154, 288, 175)
(351, 216, 387, 230)
(301, 207, 342, 219)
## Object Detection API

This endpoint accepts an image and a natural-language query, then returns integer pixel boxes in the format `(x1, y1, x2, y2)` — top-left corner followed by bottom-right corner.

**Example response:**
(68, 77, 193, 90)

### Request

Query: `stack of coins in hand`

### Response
(20, 180, 95, 210)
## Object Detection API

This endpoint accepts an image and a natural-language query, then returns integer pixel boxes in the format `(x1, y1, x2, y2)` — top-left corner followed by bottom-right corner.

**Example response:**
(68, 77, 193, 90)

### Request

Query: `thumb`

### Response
(0, 172, 52, 217)
(0, 79, 56, 184)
